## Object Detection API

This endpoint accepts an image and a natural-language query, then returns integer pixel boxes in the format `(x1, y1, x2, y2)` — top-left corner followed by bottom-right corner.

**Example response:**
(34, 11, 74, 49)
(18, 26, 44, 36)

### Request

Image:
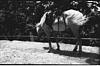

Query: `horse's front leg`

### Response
(42, 25, 53, 53)
(48, 37, 52, 53)
(54, 34, 60, 50)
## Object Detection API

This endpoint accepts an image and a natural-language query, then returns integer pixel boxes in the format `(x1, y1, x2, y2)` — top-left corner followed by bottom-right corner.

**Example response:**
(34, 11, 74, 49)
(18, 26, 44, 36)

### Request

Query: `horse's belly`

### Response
(52, 22, 66, 31)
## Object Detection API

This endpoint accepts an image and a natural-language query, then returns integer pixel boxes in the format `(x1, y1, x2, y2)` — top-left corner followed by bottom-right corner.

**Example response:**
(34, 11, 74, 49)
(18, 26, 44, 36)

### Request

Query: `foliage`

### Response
(0, 0, 100, 40)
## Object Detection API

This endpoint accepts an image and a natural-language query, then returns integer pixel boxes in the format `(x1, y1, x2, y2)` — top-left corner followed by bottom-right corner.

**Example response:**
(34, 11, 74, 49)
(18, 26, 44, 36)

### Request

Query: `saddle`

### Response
(52, 16, 67, 32)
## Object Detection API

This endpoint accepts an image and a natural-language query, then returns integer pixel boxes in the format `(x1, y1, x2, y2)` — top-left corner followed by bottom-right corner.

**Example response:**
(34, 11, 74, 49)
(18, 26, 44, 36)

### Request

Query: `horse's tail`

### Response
(35, 22, 41, 28)
(35, 22, 42, 34)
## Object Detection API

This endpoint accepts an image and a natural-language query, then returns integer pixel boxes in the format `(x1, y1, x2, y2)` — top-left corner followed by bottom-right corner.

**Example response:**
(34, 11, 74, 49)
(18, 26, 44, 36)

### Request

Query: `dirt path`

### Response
(0, 40, 100, 64)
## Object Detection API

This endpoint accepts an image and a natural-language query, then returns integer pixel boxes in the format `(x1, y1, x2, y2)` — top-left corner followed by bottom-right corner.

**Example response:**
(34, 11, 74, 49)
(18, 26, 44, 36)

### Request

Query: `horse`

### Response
(35, 9, 89, 54)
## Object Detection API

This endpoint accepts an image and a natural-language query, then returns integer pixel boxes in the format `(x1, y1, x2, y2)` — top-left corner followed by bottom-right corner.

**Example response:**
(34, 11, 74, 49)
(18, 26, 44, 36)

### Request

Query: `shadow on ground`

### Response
(43, 47, 100, 64)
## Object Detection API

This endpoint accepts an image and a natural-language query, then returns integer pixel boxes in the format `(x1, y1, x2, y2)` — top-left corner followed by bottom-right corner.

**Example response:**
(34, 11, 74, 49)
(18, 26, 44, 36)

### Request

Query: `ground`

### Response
(0, 40, 100, 64)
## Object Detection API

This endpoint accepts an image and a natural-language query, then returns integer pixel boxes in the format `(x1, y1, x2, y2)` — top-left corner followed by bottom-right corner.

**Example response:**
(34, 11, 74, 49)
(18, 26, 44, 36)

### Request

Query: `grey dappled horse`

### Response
(36, 9, 89, 54)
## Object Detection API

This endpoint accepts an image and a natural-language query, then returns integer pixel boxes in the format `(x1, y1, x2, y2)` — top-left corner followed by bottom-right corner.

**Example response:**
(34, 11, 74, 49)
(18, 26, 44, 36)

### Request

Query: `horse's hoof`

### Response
(77, 53, 81, 57)
(77, 51, 82, 57)
(79, 50, 82, 53)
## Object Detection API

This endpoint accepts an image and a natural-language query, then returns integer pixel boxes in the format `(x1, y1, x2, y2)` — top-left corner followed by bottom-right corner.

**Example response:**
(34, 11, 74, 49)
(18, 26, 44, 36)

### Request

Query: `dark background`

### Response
(0, 0, 100, 41)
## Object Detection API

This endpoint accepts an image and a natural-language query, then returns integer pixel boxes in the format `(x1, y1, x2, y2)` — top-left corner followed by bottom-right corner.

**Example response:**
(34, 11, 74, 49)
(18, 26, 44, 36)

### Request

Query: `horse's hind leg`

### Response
(73, 40, 79, 52)
(75, 38, 82, 56)
(78, 39, 82, 53)
(56, 41, 60, 50)
(55, 36, 60, 50)
(73, 38, 82, 52)
(69, 24, 82, 53)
